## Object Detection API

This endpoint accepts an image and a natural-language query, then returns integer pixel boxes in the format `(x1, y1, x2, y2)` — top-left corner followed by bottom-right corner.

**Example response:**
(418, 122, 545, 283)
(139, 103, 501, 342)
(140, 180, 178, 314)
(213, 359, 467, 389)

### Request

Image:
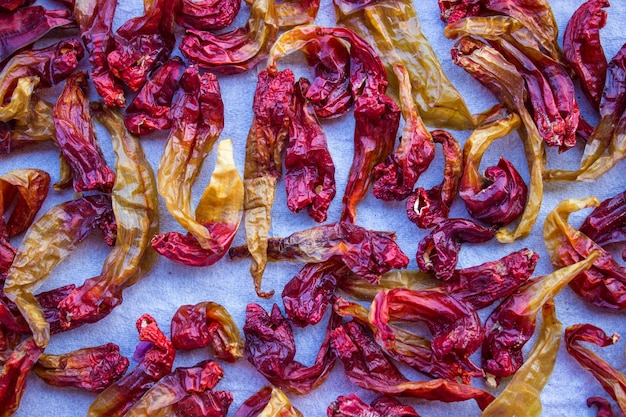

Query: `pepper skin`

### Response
(580, 190, 626, 255)
(0, 338, 43, 417)
(233, 386, 303, 417)
(328, 393, 421, 417)
(176, 0, 241, 31)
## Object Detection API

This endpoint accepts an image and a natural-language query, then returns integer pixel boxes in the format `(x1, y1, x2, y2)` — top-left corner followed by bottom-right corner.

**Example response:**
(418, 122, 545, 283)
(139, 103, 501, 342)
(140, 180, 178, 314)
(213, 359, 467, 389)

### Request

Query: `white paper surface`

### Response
(4, 0, 626, 416)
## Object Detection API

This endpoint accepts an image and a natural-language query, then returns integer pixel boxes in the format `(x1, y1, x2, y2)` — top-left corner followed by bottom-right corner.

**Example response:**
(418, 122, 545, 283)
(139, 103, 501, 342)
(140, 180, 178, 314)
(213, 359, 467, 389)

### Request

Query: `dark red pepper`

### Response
(175, 0, 241, 31)
(328, 393, 421, 417)
(580, 190, 626, 257)
(0, 338, 43, 416)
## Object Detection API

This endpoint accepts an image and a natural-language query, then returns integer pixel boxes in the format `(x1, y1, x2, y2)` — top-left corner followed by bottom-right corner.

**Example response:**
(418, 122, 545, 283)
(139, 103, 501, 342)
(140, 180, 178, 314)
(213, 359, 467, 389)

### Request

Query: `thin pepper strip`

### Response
(451, 36, 545, 242)
(2, 195, 114, 348)
(482, 252, 600, 383)
(180, 0, 278, 74)
(57, 105, 159, 328)
(565, 324, 626, 415)
(33, 343, 129, 393)
(334, 0, 474, 129)
(87, 315, 176, 417)
(233, 386, 303, 417)
(0, 338, 43, 417)
(544, 197, 626, 310)
(176, 0, 241, 31)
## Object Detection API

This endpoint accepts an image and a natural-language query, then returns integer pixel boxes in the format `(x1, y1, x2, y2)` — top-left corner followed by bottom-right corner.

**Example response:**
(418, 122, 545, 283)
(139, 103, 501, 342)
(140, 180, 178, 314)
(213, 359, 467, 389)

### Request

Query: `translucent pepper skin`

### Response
(180, 0, 278, 74)
(33, 343, 130, 393)
(580, 190, 626, 254)
(2, 195, 115, 348)
(233, 386, 303, 417)
(53, 71, 116, 193)
(285, 78, 336, 223)
(0, 6, 75, 63)
(328, 393, 421, 417)
(334, 0, 475, 130)
(329, 321, 495, 411)
(123, 360, 233, 417)
(230, 221, 409, 283)
(482, 252, 600, 382)
(565, 324, 626, 415)
(170, 302, 244, 363)
(175, 0, 241, 31)
(0, 95, 55, 154)
(460, 111, 527, 227)
(564, 0, 610, 111)
(243, 303, 338, 395)
(544, 197, 626, 310)
(480, 300, 561, 415)
(241, 69, 294, 298)
(0, 338, 43, 417)
(245, 0, 320, 28)
(124, 57, 185, 136)
(87, 314, 176, 417)
(57, 105, 159, 329)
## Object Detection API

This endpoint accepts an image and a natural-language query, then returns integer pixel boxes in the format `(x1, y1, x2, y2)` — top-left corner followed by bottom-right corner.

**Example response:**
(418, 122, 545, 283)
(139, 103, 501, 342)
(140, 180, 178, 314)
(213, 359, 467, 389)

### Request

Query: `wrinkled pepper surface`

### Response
(233, 386, 303, 417)
(176, 0, 241, 31)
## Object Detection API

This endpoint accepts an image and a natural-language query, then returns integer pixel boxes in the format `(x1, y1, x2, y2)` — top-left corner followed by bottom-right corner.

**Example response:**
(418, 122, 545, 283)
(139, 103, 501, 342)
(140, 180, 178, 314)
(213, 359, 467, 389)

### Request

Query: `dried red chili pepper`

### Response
(53, 71, 116, 193)
(124, 360, 233, 417)
(87, 314, 176, 417)
(406, 130, 462, 228)
(328, 393, 421, 417)
(176, 0, 241, 31)
(482, 252, 600, 383)
(416, 218, 494, 281)
(124, 57, 185, 136)
(243, 303, 338, 395)
(0, 338, 43, 416)
(33, 343, 129, 392)
(74, 0, 124, 106)
(233, 386, 303, 417)
(180, 0, 278, 74)
(580, 191, 626, 254)
(459, 111, 528, 226)
(0, 0, 32, 11)
(282, 260, 350, 327)
(565, 324, 626, 414)
(588, 397, 616, 417)
(285, 78, 336, 222)
(170, 302, 244, 363)
(564, 0, 609, 111)
(0, 169, 50, 238)
(330, 321, 495, 410)
(0, 6, 74, 63)
(370, 288, 484, 380)
(245, 0, 319, 28)
(230, 221, 409, 284)
(373, 64, 435, 201)
(544, 197, 626, 310)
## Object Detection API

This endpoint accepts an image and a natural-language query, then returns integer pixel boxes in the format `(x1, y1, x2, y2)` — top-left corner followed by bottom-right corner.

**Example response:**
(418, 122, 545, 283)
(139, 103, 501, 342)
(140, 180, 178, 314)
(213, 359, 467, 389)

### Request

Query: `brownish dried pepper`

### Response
(0, 338, 43, 417)
(33, 343, 129, 393)
(57, 105, 158, 328)
(233, 386, 303, 417)
(176, 0, 241, 31)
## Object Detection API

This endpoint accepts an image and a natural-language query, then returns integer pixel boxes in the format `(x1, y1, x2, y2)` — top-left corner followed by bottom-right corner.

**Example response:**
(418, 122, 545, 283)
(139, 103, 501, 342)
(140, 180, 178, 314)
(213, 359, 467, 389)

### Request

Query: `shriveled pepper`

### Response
(57, 105, 159, 328)
(0, 338, 43, 417)
(123, 360, 233, 417)
(170, 302, 243, 363)
(245, 0, 319, 28)
(565, 323, 626, 415)
(33, 343, 129, 393)
(544, 196, 626, 310)
(0, 95, 55, 154)
(328, 393, 421, 417)
(233, 386, 303, 417)
(482, 252, 600, 383)
(176, 0, 241, 31)
(580, 191, 626, 254)
(87, 314, 176, 417)
(0, 169, 50, 238)
(334, 0, 474, 129)
(180, 0, 278, 74)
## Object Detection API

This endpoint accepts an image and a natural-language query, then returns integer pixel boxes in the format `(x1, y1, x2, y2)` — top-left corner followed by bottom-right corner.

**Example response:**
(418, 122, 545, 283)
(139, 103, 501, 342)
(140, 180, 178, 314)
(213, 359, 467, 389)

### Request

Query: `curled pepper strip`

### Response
(0, 6, 75, 63)
(451, 36, 545, 243)
(564, 0, 609, 111)
(242, 69, 294, 298)
(124, 57, 185, 136)
(334, 0, 474, 129)
(459, 110, 528, 226)
(565, 324, 626, 415)
(87, 314, 176, 417)
(170, 302, 244, 363)
(480, 300, 561, 415)
(57, 105, 159, 328)
(0, 95, 55, 154)
(373, 64, 435, 201)
(0, 338, 43, 417)
(328, 393, 421, 417)
(124, 360, 233, 417)
(33, 343, 130, 393)
(180, 0, 278, 74)
(482, 252, 600, 382)
(243, 303, 338, 395)
(176, 0, 241, 31)
(2, 195, 114, 348)
(580, 191, 626, 253)
(544, 197, 626, 310)
(330, 321, 495, 410)
(233, 386, 303, 417)
(230, 221, 409, 283)
(53, 71, 116, 193)
(285, 78, 336, 222)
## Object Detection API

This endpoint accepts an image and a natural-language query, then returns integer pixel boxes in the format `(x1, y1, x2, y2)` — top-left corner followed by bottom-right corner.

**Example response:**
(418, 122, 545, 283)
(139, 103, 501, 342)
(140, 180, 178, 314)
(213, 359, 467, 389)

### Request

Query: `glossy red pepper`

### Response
(0, 338, 43, 416)
(0, 169, 50, 239)
(328, 393, 421, 417)
(0, 0, 32, 11)
(175, 0, 241, 31)
(233, 386, 303, 417)
(580, 190, 626, 257)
